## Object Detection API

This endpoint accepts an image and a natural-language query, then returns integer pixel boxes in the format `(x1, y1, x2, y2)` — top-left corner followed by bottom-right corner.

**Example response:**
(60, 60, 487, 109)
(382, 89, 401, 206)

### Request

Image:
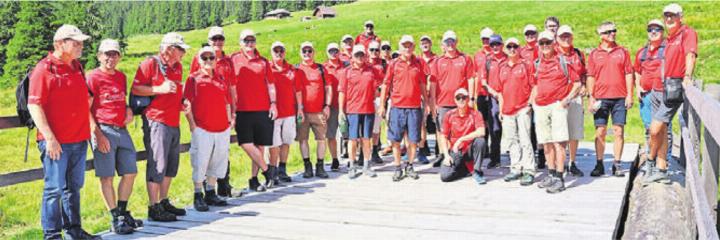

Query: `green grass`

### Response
(1, 1, 719, 238)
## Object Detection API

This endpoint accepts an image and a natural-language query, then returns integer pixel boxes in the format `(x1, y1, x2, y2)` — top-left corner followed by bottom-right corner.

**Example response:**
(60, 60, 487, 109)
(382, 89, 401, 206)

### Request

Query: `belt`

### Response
(101, 123, 126, 130)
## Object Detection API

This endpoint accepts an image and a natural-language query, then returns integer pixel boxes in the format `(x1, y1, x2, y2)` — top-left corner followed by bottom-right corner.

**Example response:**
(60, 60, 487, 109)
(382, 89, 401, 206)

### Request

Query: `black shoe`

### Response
(193, 192, 209, 212)
(122, 211, 143, 229)
(278, 168, 292, 182)
(204, 190, 228, 206)
(148, 203, 176, 222)
(371, 146, 383, 164)
(217, 178, 232, 197)
(160, 199, 186, 216)
(263, 166, 277, 188)
(302, 161, 314, 178)
(315, 161, 329, 178)
(110, 208, 134, 235)
(248, 177, 267, 192)
(405, 164, 419, 180)
(612, 162, 625, 177)
(590, 162, 605, 177)
(420, 145, 431, 157)
(568, 164, 584, 177)
(392, 167, 404, 182)
(486, 159, 500, 169)
(64, 227, 102, 240)
(331, 159, 340, 171)
(432, 154, 445, 167)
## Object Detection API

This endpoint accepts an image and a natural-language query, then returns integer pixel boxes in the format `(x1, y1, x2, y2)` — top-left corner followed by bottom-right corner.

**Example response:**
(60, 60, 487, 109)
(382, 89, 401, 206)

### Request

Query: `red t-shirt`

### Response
(441, 108, 485, 153)
(133, 56, 184, 127)
(431, 53, 474, 107)
(664, 25, 698, 78)
(473, 50, 490, 96)
(324, 60, 345, 109)
(28, 54, 90, 143)
(497, 61, 535, 115)
(184, 71, 231, 132)
(338, 64, 383, 114)
(481, 52, 508, 92)
(296, 63, 328, 113)
(384, 56, 429, 108)
(587, 45, 633, 99)
(271, 62, 298, 118)
(355, 34, 381, 49)
(190, 53, 235, 90)
(369, 57, 387, 74)
(230, 51, 275, 112)
(535, 54, 580, 106)
(87, 69, 127, 127)
(520, 43, 539, 62)
(633, 45, 663, 92)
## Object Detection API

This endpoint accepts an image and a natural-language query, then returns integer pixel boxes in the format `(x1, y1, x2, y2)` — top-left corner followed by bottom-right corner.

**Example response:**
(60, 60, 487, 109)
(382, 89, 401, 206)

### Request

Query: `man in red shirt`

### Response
(367, 40, 387, 164)
(189, 26, 236, 197)
(230, 29, 278, 191)
(586, 21, 634, 178)
(28, 25, 100, 239)
(355, 20, 381, 49)
(439, 88, 487, 184)
(88, 39, 141, 235)
(431, 30, 475, 166)
(339, 45, 383, 179)
(532, 31, 582, 193)
(417, 35, 437, 163)
(340, 35, 354, 63)
(324, 43, 346, 171)
(556, 25, 587, 177)
(296, 42, 332, 179)
(520, 24, 539, 62)
(476, 34, 507, 169)
(378, 35, 430, 181)
(268, 41, 299, 183)
(380, 41, 393, 62)
(184, 46, 232, 212)
(497, 38, 535, 186)
(645, 3, 698, 184)
(131, 32, 190, 222)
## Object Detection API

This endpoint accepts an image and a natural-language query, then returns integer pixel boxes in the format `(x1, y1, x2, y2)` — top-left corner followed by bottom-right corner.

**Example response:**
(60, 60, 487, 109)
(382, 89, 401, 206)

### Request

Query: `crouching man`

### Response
(439, 88, 487, 185)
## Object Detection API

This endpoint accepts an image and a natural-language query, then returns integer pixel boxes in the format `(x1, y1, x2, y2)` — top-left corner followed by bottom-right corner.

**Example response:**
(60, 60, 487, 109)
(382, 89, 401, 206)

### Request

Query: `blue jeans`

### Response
(39, 141, 88, 234)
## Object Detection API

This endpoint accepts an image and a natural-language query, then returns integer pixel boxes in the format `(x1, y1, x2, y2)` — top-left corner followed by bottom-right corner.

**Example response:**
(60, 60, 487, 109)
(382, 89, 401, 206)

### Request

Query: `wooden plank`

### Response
(686, 86, 720, 143)
(682, 123, 720, 240)
(0, 116, 22, 130)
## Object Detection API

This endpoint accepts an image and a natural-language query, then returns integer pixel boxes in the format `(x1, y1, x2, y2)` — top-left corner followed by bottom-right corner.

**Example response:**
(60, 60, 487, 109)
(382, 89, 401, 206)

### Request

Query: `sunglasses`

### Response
(353, 53, 365, 58)
(538, 40, 553, 46)
(506, 45, 519, 50)
(525, 31, 537, 36)
(200, 55, 216, 61)
(647, 27, 664, 33)
(302, 49, 314, 54)
(211, 36, 225, 41)
(328, 49, 339, 54)
(369, 48, 380, 52)
(490, 42, 503, 47)
(443, 39, 456, 45)
(455, 95, 468, 101)
(365, 25, 374, 29)
(381, 46, 391, 51)
(243, 39, 256, 44)
(600, 29, 617, 35)
(273, 47, 285, 54)
(663, 12, 679, 18)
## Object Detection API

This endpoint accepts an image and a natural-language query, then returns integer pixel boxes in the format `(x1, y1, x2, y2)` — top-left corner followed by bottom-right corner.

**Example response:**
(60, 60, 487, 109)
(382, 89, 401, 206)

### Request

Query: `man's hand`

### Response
(269, 103, 278, 120)
(625, 95, 633, 110)
(452, 138, 462, 153)
(560, 98, 570, 109)
(683, 75, 693, 87)
(94, 131, 111, 154)
(45, 138, 63, 161)
(377, 106, 386, 119)
(323, 106, 330, 120)
(153, 80, 177, 94)
(123, 109, 134, 126)
(588, 97, 598, 113)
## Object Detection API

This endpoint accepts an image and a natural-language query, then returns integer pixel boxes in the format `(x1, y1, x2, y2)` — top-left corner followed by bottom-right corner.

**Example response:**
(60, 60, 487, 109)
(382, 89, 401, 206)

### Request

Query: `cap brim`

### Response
(177, 44, 191, 50)
(70, 34, 91, 42)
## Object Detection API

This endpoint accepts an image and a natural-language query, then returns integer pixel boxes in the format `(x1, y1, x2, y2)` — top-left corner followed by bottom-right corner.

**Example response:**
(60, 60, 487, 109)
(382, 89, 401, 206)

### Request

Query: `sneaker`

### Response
(160, 199, 186, 216)
(503, 172, 522, 182)
(392, 167, 404, 182)
(263, 166, 277, 188)
(537, 175, 555, 189)
(123, 211, 143, 229)
(110, 209, 134, 235)
(568, 164, 584, 177)
(417, 152, 430, 164)
(348, 165, 361, 179)
(331, 159, 340, 171)
(486, 159, 500, 169)
(64, 227, 102, 240)
(44, 231, 62, 240)
(640, 159, 656, 175)
(193, 192, 209, 212)
(472, 172, 487, 185)
(363, 167, 377, 178)
(643, 167, 671, 185)
(546, 177, 566, 194)
(248, 177, 267, 192)
(204, 191, 228, 206)
(590, 162, 605, 177)
(278, 169, 292, 182)
(315, 161, 329, 178)
(303, 161, 314, 178)
(520, 174, 535, 186)
(432, 154, 445, 167)
(406, 165, 419, 180)
(612, 162, 625, 177)
(148, 203, 176, 222)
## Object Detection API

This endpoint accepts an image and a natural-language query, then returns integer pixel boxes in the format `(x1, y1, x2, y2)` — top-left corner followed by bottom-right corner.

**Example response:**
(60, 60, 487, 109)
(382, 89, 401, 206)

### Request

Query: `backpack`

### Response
(639, 41, 667, 81)
(295, 63, 328, 107)
(534, 55, 570, 84)
(129, 56, 167, 115)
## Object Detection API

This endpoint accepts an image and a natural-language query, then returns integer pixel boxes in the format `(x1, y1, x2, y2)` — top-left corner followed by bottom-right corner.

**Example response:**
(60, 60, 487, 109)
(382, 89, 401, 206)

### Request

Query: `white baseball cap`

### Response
(161, 32, 191, 50)
(454, 88, 469, 97)
(420, 35, 432, 42)
(341, 34, 354, 42)
(557, 25, 573, 36)
(53, 24, 90, 42)
(271, 41, 285, 50)
(480, 27, 494, 39)
(198, 46, 215, 57)
(326, 43, 339, 52)
(380, 41, 391, 47)
(538, 31, 554, 41)
(300, 41, 314, 50)
(647, 19, 664, 28)
(442, 30, 457, 42)
(523, 24, 538, 34)
(98, 39, 120, 53)
(369, 41, 380, 49)
(208, 26, 224, 39)
(399, 35, 414, 45)
(663, 3, 682, 14)
(352, 45, 365, 55)
(505, 37, 520, 47)
(240, 29, 255, 41)
(364, 20, 375, 26)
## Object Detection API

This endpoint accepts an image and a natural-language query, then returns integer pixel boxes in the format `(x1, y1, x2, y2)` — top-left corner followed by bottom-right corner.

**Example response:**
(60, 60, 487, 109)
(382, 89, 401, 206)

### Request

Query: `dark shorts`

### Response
(650, 91, 681, 123)
(142, 118, 180, 183)
(347, 114, 375, 140)
(326, 107, 339, 139)
(92, 125, 138, 177)
(593, 98, 627, 126)
(387, 107, 422, 143)
(235, 111, 274, 146)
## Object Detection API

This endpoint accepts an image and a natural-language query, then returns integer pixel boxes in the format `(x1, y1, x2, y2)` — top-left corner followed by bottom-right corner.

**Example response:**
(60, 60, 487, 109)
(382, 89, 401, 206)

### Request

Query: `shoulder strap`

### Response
(640, 44, 650, 62)
(150, 56, 169, 81)
(534, 59, 540, 79)
(316, 63, 327, 104)
(485, 57, 492, 76)
(558, 55, 570, 84)
(574, 48, 585, 66)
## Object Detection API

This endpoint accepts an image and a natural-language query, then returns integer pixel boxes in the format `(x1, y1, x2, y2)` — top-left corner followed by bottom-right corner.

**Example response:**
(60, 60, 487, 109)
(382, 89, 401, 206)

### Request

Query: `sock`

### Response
(303, 158, 310, 164)
(195, 187, 203, 193)
(317, 158, 324, 164)
(596, 159, 603, 164)
(549, 169, 556, 176)
(395, 164, 402, 170)
(556, 171, 564, 181)
(117, 200, 128, 213)
(206, 184, 216, 191)
(363, 159, 370, 169)
(659, 168, 668, 173)
(279, 162, 287, 172)
(333, 158, 339, 162)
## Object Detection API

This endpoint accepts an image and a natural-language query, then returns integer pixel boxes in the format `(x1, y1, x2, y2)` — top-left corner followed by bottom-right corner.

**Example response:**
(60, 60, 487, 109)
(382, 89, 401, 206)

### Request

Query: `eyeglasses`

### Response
(490, 42, 503, 47)
(211, 36, 225, 42)
(600, 29, 617, 35)
(663, 12, 679, 19)
(365, 24, 374, 29)
(443, 39, 456, 45)
(328, 49, 339, 54)
(353, 52, 365, 58)
(369, 48, 380, 52)
(273, 47, 285, 54)
(381, 46, 391, 51)
(647, 27, 664, 33)
(243, 39, 256, 44)
(538, 40, 553, 46)
(302, 49, 314, 54)
(200, 55, 216, 61)
(455, 95, 468, 101)
(525, 31, 537, 36)
(506, 45, 519, 50)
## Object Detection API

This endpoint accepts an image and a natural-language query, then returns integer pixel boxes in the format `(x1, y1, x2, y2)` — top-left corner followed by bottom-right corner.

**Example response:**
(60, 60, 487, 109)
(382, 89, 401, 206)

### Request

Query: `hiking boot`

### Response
(315, 161, 329, 179)
(331, 159, 340, 172)
(278, 168, 292, 182)
(392, 167, 404, 182)
(420, 145, 431, 158)
(248, 177, 267, 192)
(537, 175, 555, 188)
(263, 166, 277, 188)
(193, 192, 209, 212)
(643, 167, 671, 185)
(520, 174, 535, 186)
(303, 161, 314, 178)
(546, 177, 566, 194)
(503, 172, 522, 182)
(363, 167, 377, 178)
(568, 164, 584, 177)
(64, 227, 102, 240)
(406, 164, 419, 180)
(432, 154, 445, 167)
(590, 162, 605, 177)
(472, 172, 487, 185)
(640, 159, 656, 175)
(123, 211, 143, 229)
(486, 159, 501, 169)
(371, 146, 384, 164)
(160, 199, 186, 216)
(110, 208, 134, 235)
(148, 203, 176, 222)
(204, 190, 228, 206)
(612, 162, 626, 177)
(417, 152, 430, 164)
(348, 165, 361, 179)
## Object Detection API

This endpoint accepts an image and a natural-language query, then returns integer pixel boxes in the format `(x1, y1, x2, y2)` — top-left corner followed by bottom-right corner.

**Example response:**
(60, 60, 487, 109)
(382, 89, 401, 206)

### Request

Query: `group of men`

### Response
(28, 3, 696, 239)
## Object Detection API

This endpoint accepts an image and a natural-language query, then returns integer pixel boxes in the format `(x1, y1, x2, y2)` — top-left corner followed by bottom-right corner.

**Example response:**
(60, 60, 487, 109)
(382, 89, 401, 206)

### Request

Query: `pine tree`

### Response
(236, 1, 252, 23)
(0, 1, 20, 77)
(2, 2, 56, 88)
(250, 1, 265, 21)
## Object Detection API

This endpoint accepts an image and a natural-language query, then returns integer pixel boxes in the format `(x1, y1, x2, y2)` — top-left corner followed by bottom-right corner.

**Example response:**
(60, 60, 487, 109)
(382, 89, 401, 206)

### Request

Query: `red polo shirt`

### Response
(231, 50, 275, 112)
(557, 46, 587, 82)
(664, 25, 698, 78)
(497, 60, 535, 115)
(587, 44, 633, 99)
(338, 64, 383, 114)
(296, 62, 327, 113)
(184, 71, 231, 132)
(355, 34, 381, 49)
(324, 60, 345, 109)
(481, 52, 508, 92)
(87, 69, 127, 127)
(28, 53, 90, 143)
(473, 50, 490, 96)
(441, 108, 485, 153)
(271, 61, 298, 118)
(520, 43, 539, 62)
(535, 54, 580, 106)
(633, 45, 663, 92)
(384, 56, 429, 108)
(133, 56, 184, 127)
(432, 52, 474, 107)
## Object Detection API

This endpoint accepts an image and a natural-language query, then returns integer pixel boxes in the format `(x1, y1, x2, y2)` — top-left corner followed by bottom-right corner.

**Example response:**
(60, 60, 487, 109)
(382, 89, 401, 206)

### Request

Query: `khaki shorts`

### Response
(567, 96, 585, 140)
(297, 112, 327, 141)
(272, 116, 296, 147)
(534, 101, 569, 144)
